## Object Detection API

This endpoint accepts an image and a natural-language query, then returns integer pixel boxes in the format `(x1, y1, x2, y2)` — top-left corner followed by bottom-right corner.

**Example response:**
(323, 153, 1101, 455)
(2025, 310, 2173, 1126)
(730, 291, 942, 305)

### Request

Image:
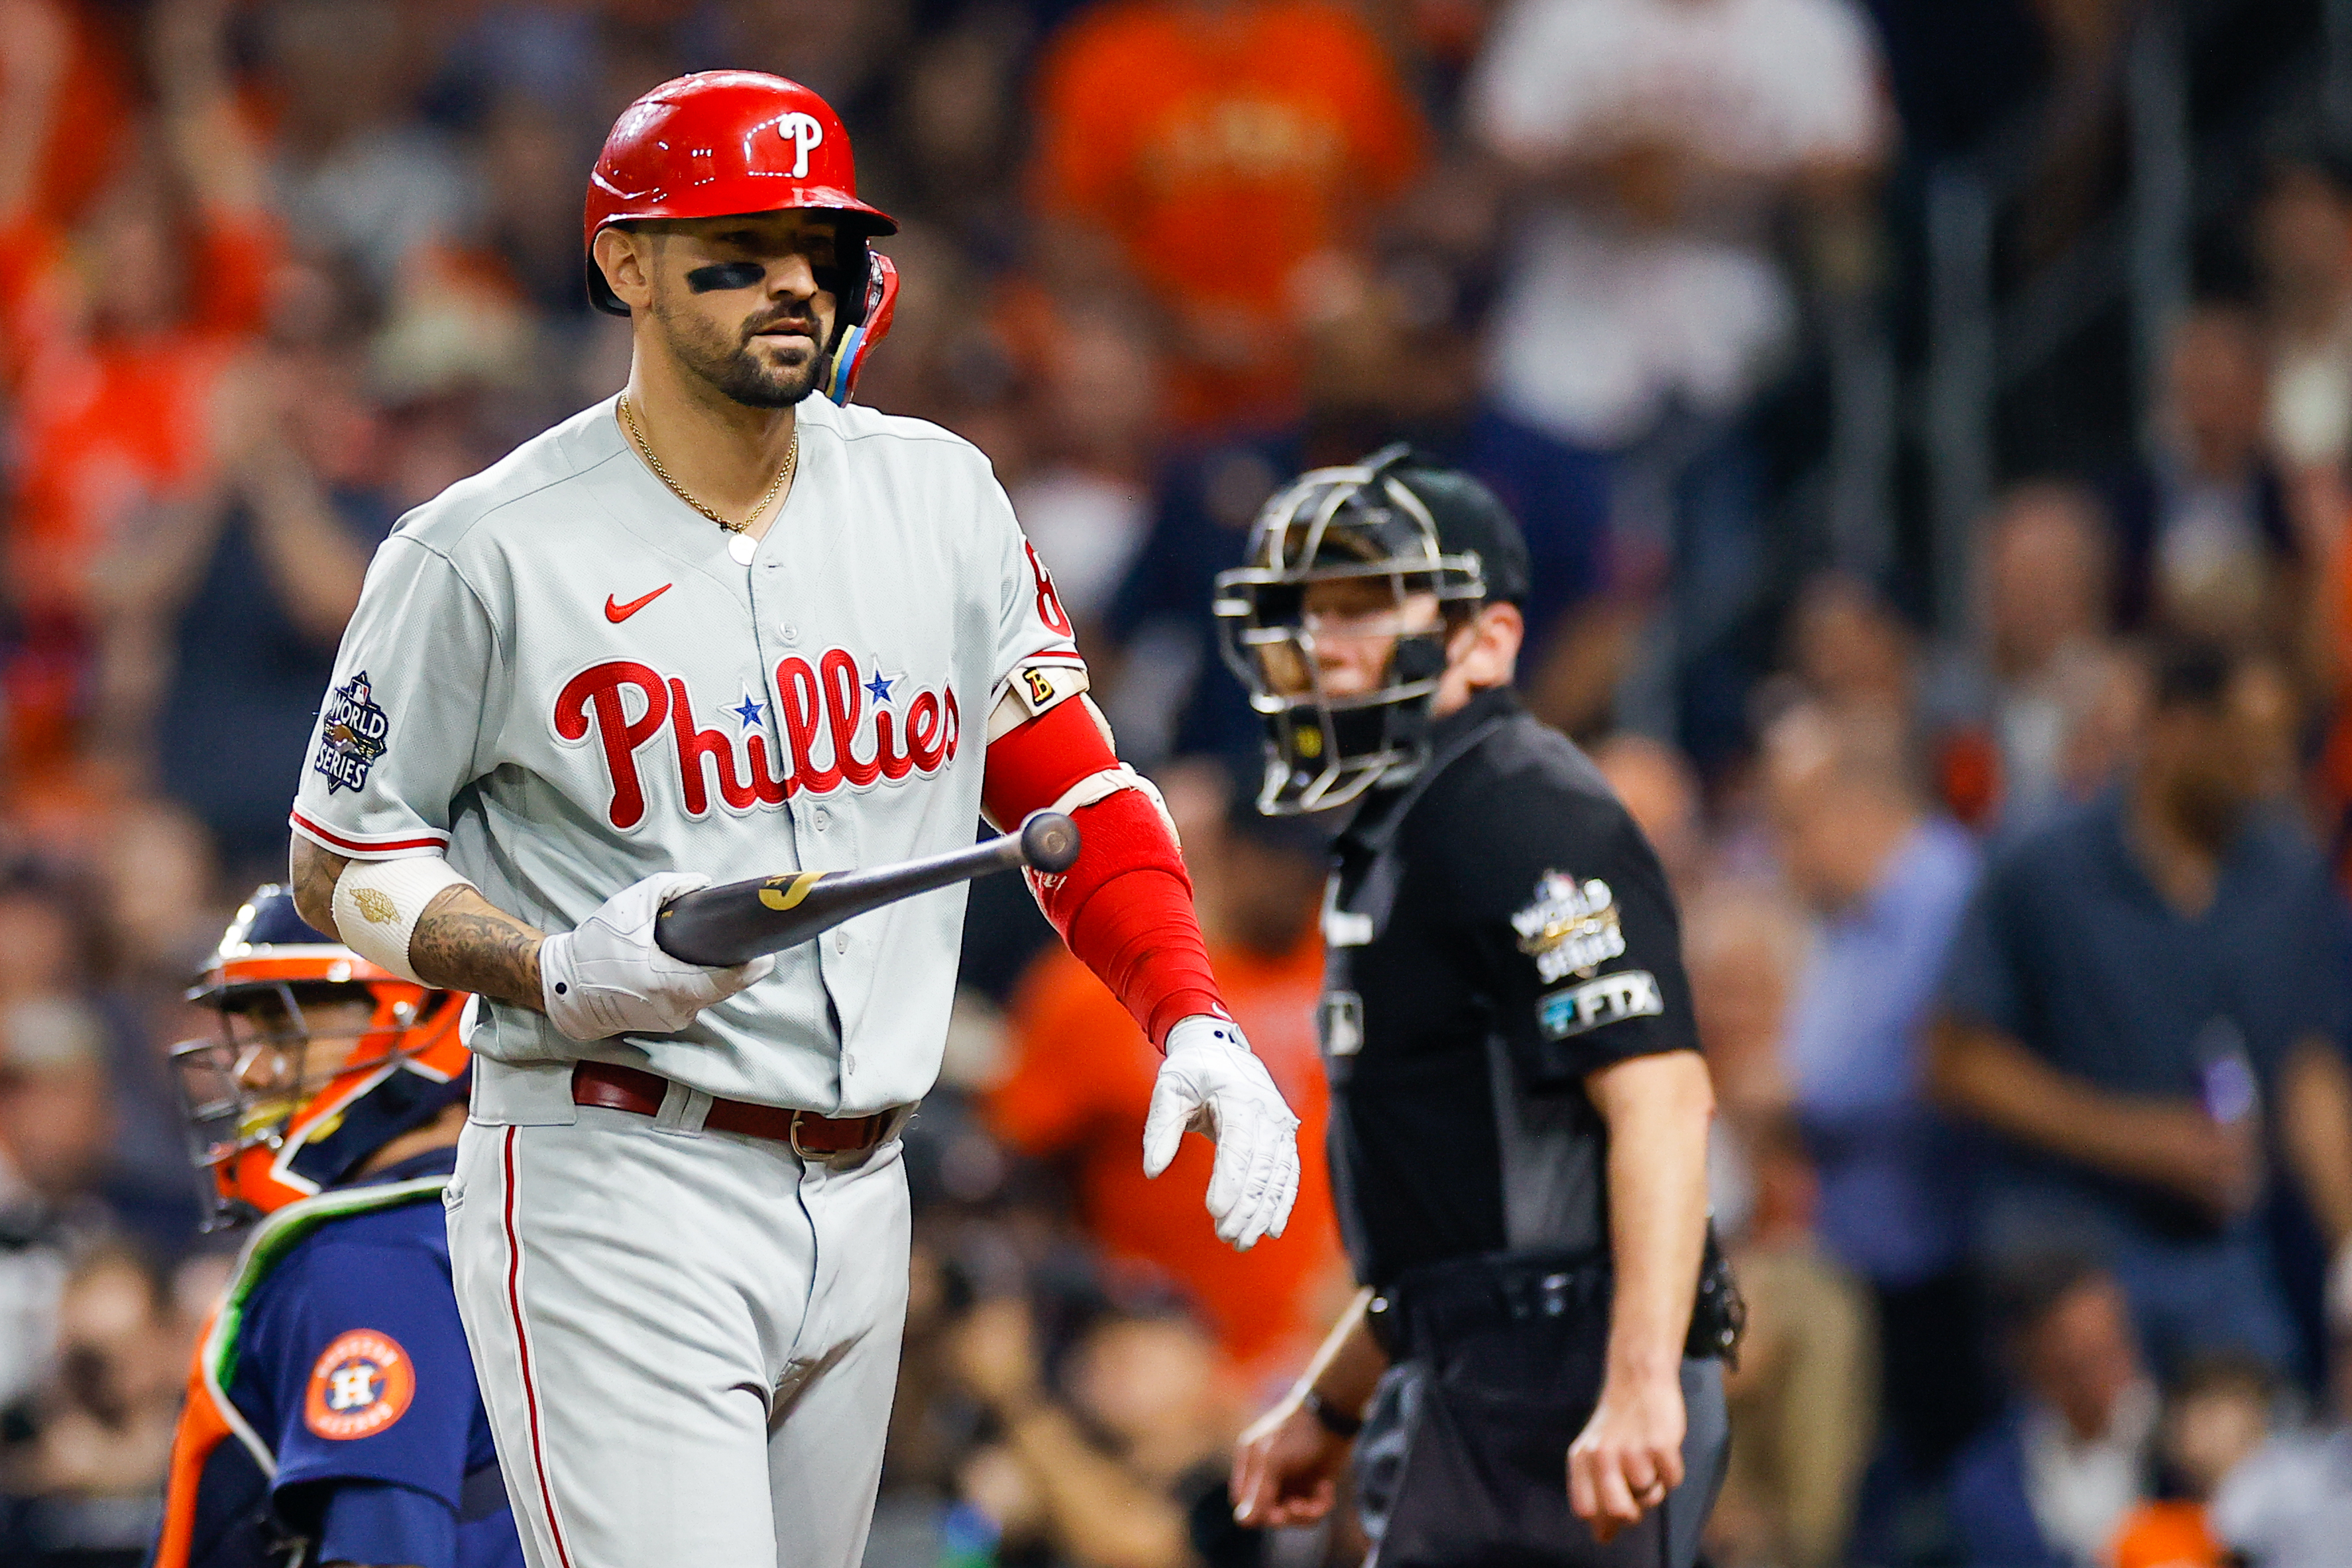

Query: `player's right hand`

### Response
(1230, 1394, 1348, 1528)
(538, 872, 775, 1040)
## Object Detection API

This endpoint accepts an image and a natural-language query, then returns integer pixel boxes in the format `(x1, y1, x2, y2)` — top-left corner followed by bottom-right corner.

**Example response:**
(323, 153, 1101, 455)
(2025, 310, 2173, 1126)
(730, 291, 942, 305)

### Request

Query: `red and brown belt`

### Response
(571, 1061, 900, 1157)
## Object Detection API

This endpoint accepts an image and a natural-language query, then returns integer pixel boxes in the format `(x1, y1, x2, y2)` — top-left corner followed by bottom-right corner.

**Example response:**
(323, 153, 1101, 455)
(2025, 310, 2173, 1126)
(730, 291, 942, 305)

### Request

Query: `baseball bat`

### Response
(652, 811, 1082, 968)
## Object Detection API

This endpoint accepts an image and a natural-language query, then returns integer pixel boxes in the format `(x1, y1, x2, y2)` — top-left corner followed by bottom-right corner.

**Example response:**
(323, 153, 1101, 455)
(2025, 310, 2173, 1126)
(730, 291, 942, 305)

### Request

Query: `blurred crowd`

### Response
(2, 0, 2352, 1565)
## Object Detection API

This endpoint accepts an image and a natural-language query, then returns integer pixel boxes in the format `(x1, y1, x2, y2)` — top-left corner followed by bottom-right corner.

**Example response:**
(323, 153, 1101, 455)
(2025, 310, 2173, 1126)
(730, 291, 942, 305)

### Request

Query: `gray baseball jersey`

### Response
(290, 392, 1082, 1113)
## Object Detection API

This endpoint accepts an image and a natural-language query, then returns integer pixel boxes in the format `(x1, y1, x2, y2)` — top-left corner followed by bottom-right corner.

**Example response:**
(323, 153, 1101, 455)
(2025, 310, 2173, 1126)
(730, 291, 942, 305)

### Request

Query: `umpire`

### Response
(1222, 449, 1734, 1563)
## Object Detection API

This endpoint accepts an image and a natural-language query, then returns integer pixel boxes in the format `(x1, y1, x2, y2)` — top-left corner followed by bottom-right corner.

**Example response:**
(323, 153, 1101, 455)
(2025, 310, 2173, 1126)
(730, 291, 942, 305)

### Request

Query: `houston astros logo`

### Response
(777, 111, 824, 178)
(554, 650, 960, 830)
(304, 1329, 417, 1440)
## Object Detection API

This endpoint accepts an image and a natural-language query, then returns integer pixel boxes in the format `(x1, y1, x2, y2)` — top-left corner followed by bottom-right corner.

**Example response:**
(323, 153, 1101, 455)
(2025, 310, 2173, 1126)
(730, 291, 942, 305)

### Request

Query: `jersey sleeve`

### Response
(1439, 764, 1700, 1090)
(258, 1239, 484, 1520)
(986, 471, 1086, 708)
(312, 1479, 457, 1568)
(290, 534, 506, 860)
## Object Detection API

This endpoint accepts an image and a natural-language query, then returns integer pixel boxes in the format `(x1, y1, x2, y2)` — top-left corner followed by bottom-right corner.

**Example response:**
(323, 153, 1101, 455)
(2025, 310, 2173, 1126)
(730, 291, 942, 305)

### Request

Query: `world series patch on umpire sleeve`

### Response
(1511, 872, 1626, 983)
(313, 672, 390, 794)
(304, 1328, 417, 1440)
(1537, 971, 1663, 1040)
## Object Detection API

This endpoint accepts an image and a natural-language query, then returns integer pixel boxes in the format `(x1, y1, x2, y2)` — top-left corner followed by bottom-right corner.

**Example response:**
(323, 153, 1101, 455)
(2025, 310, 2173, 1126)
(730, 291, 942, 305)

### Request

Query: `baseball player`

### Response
(154, 885, 522, 1568)
(282, 71, 1301, 1568)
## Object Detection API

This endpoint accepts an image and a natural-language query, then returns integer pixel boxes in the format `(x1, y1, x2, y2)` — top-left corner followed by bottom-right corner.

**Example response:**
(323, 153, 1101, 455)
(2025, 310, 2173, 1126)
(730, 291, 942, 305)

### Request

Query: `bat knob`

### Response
(1019, 811, 1082, 875)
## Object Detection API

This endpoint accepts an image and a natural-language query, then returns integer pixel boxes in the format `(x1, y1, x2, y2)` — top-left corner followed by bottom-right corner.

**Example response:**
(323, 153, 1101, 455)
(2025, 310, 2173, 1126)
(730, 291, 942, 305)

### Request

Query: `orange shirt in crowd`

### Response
(0, 212, 276, 614)
(2110, 1499, 2225, 1568)
(1030, 0, 1426, 430)
(0, 210, 277, 770)
(983, 932, 1344, 1384)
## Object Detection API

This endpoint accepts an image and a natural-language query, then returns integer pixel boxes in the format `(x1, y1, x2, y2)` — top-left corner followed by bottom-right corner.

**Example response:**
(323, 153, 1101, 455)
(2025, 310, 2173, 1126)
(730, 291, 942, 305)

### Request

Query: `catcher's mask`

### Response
(1214, 446, 1525, 814)
(171, 886, 471, 1231)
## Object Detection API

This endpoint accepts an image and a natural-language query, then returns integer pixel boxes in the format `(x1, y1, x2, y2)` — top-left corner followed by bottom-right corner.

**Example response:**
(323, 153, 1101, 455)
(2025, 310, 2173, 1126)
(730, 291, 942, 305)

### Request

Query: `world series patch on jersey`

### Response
(313, 673, 390, 795)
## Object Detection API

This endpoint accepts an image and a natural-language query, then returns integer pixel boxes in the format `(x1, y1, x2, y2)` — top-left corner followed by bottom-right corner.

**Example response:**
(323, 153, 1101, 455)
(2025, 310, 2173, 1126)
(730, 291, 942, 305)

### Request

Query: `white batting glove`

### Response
(538, 872, 775, 1041)
(1144, 1015, 1302, 1251)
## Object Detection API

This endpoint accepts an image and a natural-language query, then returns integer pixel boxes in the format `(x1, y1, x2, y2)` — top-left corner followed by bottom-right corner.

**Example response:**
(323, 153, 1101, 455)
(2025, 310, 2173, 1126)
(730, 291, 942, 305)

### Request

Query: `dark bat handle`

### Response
(653, 811, 1082, 968)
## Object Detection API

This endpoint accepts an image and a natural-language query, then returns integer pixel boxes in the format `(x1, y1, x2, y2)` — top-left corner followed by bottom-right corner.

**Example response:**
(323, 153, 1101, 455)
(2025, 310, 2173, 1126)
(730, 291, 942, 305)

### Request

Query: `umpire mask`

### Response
(1214, 446, 1529, 814)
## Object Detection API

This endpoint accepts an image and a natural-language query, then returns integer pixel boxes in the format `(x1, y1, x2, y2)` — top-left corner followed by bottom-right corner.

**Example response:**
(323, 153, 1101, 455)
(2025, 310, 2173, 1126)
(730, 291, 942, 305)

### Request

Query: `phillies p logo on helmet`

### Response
(778, 111, 824, 179)
(581, 72, 896, 323)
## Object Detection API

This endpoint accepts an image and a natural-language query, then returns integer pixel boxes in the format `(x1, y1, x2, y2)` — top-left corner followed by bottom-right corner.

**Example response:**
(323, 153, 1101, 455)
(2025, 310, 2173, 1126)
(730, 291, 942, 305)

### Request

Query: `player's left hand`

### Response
(1144, 1015, 1301, 1251)
(1567, 1368, 1687, 1545)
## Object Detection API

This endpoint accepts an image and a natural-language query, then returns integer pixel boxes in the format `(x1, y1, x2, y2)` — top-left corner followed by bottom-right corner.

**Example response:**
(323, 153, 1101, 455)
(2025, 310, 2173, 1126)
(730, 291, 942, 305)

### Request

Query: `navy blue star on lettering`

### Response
(866, 671, 895, 705)
(730, 693, 766, 729)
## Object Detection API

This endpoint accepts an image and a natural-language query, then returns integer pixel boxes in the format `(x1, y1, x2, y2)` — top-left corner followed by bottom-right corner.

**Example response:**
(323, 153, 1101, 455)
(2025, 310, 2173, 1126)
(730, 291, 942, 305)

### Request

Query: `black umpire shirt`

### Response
(1319, 687, 1701, 1288)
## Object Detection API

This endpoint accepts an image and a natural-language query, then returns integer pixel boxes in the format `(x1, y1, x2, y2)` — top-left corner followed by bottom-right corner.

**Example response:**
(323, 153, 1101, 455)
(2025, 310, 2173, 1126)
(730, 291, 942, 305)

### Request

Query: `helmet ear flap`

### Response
(822, 251, 899, 405)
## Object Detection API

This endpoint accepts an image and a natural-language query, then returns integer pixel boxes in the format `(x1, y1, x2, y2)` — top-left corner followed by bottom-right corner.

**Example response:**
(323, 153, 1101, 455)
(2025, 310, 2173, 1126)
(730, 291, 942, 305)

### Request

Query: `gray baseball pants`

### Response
(445, 1097, 910, 1568)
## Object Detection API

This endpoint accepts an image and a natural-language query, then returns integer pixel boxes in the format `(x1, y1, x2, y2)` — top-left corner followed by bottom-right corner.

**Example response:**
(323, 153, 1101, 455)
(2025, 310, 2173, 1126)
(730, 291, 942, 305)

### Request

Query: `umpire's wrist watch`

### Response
(1300, 1386, 1363, 1439)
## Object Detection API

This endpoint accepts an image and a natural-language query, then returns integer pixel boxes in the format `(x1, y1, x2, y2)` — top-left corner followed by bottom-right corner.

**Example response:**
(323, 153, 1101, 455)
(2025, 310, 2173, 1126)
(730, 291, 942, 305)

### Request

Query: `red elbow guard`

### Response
(984, 699, 1225, 1048)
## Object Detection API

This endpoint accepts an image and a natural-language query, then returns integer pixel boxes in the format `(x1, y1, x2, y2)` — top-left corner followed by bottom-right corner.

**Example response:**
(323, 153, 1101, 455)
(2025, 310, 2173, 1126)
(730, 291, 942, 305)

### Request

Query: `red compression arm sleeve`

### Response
(983, 697, 1225, 1048)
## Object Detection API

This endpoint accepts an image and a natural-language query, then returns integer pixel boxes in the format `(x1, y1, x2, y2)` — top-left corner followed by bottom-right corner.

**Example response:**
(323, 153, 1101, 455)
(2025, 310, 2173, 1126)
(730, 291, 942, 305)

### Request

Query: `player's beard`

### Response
(654, 291, 826, 410)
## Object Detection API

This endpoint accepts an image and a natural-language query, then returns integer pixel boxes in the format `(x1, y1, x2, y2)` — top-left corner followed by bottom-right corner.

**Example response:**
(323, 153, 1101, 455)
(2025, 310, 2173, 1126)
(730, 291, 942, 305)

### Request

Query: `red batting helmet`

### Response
(584, 71, 897, 323)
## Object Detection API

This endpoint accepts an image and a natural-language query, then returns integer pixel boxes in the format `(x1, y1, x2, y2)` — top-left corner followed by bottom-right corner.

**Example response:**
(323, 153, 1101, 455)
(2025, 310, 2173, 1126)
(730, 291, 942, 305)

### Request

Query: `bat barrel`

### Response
(653, 811, 1081, 967)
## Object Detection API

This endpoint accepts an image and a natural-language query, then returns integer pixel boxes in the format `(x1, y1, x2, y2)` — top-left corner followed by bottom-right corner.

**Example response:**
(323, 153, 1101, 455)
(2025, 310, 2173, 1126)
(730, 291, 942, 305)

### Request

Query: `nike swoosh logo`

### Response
(604, 584, 673, 623)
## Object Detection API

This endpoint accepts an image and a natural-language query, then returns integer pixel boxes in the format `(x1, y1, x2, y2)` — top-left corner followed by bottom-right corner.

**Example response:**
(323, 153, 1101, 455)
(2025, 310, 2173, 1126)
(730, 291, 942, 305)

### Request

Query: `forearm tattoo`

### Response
(411, 888, 547, 1012)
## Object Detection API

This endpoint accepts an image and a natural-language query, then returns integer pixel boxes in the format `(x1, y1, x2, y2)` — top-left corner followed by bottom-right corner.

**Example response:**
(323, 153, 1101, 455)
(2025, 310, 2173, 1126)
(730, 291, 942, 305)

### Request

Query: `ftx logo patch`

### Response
(1538, 971, 1663, 1040)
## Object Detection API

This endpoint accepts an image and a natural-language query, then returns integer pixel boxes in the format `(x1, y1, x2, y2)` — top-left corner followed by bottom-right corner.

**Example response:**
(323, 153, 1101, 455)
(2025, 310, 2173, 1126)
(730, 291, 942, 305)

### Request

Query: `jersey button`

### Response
(844, 1054, 857, 1073)
(813, 807, 832, 829)
(780, 624, 800, 644)
(834, 930, 850, 954)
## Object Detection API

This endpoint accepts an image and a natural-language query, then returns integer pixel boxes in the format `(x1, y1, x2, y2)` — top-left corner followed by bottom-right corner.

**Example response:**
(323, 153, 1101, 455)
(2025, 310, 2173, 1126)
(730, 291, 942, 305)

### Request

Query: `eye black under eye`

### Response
(686, 261, 766, 293)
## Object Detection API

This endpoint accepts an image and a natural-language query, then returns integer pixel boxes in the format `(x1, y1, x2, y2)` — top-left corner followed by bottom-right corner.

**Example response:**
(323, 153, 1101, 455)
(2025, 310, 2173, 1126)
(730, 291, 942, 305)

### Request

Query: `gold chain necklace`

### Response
(618, 393, 797, 535)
